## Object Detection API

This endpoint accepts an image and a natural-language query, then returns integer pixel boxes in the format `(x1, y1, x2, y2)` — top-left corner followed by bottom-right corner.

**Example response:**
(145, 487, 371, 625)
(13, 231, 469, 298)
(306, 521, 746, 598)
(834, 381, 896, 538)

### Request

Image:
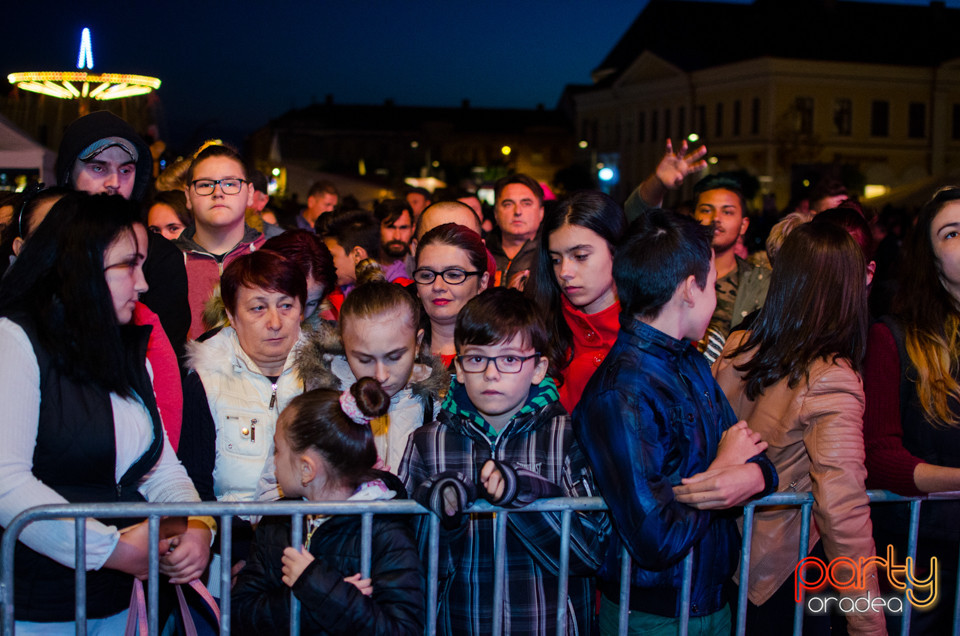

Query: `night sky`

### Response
(2, 0, 959, 150)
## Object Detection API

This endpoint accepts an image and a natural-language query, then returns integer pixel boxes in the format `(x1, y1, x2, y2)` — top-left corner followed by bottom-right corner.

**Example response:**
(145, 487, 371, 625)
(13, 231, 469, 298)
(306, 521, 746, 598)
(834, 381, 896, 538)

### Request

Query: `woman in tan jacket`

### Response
(711, 222, 885, 635)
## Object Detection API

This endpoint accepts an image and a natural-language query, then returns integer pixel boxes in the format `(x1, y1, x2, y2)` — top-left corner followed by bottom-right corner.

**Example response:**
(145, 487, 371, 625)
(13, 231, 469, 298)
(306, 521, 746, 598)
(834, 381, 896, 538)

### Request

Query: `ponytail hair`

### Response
(281, 377, 390, 489)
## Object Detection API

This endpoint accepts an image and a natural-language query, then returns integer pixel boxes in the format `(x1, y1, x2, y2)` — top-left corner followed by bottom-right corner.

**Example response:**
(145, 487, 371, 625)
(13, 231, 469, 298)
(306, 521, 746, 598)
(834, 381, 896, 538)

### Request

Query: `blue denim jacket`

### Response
(573, 315, 766, 618)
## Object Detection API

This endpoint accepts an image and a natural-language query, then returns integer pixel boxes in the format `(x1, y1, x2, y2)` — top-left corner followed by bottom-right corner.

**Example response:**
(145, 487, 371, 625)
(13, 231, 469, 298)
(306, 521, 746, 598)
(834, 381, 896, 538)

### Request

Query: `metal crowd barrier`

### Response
(1, 491, 958, 636)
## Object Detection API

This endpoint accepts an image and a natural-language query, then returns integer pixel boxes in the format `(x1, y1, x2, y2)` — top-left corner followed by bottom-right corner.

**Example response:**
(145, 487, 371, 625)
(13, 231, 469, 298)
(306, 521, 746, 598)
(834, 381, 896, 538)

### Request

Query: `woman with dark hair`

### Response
(525, 190, 626, 413)
(262, 229, 337, 325)
(179, 248, 306, 597)
(0, 193, 211, 631)
(863, 186, 960, 633)
(0, 186, 71, 276)
(231, 377, 423, 635)
(413, 223, 489, 366)
(146, 189, 192, 241)
(703, 223, 884, 635)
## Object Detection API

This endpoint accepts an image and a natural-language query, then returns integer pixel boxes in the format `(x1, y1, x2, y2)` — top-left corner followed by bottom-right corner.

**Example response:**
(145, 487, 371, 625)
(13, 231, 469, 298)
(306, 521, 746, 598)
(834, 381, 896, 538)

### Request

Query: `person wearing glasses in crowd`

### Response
(413, 223, 490, 367)
(175, 144, 265, 339)
(398, 288, 607, 635)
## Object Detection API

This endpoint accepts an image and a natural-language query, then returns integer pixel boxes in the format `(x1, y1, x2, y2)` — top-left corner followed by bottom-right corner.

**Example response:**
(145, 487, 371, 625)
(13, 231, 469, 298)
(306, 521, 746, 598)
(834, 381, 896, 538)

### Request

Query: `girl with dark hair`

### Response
(526, 190, 626, 413)
(863, 186, 960, 633)
(147, 189, 192, 241)
(704, 223, 884, 635)
(297, 280, 449, 474)
(231, 378, 423, 635)
(413, 222, 490, 366)
(0, 193, 211, 631)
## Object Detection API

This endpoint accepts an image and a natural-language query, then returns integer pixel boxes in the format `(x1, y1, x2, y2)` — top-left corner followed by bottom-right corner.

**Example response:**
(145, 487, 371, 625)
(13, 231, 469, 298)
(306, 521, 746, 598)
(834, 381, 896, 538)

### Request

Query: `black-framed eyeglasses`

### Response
(456, 353, 540, 374)
(190, 178, 247, 196)
(413, 267, 482, 285)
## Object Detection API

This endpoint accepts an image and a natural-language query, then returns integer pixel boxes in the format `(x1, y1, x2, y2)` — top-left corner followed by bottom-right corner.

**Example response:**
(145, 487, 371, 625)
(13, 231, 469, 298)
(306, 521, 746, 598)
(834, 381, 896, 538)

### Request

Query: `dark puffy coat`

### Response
(231, 492, 424, 635)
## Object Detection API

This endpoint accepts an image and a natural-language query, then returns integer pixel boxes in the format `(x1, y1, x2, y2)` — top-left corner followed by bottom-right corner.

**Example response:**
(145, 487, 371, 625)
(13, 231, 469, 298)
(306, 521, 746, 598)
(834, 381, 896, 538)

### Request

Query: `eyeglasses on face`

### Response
(456, 353, 540, 374)
(190, 178, 247, 196)
(413, 267, 482, 285)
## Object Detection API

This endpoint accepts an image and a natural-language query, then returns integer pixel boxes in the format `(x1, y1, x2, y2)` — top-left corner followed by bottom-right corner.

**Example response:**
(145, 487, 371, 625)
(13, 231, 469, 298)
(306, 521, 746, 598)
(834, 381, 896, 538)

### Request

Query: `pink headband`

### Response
(339, 390, 370, 425)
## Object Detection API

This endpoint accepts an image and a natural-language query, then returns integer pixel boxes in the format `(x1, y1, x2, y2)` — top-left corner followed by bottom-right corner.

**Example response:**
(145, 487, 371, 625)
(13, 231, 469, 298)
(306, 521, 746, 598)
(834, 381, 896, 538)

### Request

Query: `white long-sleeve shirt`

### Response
(0, 318, 200, 570)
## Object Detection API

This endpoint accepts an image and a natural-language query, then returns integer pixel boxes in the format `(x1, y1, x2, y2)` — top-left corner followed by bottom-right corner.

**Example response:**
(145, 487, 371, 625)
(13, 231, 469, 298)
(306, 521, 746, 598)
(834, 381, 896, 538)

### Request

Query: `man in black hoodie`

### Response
(56, 111, 190, 358)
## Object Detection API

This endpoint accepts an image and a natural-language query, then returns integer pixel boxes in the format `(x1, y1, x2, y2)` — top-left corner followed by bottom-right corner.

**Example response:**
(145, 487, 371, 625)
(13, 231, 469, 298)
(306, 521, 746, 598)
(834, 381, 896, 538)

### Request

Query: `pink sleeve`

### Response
(134, 302, 184, 450)
(862, 322, 924, 495)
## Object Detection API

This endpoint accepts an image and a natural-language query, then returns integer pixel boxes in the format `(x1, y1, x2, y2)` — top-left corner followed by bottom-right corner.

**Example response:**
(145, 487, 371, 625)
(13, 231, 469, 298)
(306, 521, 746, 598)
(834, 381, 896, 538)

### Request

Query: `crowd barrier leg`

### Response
(219, 514, 232, 635)
(74, 517, 87, 636)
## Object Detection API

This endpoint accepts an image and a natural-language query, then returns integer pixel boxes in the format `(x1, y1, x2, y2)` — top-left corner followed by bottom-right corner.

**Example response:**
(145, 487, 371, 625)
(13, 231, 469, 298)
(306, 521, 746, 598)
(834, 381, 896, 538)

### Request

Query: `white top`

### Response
(0, 318, 200, 570)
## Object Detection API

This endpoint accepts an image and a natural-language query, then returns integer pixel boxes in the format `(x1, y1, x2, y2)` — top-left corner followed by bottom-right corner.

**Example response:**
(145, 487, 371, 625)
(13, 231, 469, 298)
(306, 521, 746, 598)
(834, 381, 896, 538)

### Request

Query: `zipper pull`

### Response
(269, 382, 278, 410)
(250, 418, 257, 442)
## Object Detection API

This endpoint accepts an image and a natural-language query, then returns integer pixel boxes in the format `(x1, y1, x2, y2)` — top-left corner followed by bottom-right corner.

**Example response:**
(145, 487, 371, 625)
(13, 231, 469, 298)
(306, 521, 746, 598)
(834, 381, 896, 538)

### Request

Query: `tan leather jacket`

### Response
(713, 331, 886, 636)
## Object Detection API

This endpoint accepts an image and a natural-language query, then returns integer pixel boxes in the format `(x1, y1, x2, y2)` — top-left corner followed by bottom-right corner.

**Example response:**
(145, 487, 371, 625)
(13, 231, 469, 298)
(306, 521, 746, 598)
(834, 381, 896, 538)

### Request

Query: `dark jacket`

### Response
(55, 111, 191, 356)
(573, 316, 774, 618)
(231, 478, 424, 636)
(485, 227, 540, 288)
(2, 314, 163, 621)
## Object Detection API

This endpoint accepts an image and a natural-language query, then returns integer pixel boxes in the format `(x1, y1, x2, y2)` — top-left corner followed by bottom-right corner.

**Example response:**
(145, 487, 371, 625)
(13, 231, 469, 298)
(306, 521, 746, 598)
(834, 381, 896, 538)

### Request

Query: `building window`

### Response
(651, 110, 659, 141)
(833, 99, 852, 136)
(678, 107, 686, 136)
(638, 111, 646, 143)
(664, 108, 672, 141)
(871, 101, 889, 137)
(697, 106, 707, 136)
(732, 100, 741, 137)
(715, 103, 724, 137)
(909, 102, 926, 139)
(751, 98, 760, 135)
(795, 97, 814, 135)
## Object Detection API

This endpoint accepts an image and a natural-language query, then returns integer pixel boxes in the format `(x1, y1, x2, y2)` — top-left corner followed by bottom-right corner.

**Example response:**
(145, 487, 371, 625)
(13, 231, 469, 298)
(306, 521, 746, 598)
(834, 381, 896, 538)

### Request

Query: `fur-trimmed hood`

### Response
(186, 325, 302, 380)
(296, 323, 450, 415)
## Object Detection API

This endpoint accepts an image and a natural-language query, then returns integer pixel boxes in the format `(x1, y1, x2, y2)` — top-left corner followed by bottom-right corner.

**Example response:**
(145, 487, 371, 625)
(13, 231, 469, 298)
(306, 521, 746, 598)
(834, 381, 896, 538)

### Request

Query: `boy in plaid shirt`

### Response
(398, 288, 607, 635)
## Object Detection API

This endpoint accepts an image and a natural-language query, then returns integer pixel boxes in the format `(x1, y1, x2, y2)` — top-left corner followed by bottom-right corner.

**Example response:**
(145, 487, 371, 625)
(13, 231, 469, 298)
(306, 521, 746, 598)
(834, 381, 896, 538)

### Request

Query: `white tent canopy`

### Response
(0, 114, 55, 184)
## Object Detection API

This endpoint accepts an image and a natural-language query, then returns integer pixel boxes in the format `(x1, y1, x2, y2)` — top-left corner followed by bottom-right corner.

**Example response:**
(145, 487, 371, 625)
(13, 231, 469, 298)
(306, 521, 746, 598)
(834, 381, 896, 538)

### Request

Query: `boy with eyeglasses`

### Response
(176, 143, 265, 339)
(398, 287, 607, 635)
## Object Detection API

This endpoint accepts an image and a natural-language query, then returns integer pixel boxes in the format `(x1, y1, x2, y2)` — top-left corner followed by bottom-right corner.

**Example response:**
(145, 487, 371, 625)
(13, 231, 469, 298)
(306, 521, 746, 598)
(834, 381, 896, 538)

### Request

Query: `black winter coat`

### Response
(231, 500, 424, 635)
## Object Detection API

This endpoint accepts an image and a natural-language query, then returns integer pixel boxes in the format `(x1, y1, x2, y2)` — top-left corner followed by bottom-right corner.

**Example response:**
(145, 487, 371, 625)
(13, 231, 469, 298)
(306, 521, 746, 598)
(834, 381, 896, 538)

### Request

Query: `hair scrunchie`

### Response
(339, 389, 370, 425)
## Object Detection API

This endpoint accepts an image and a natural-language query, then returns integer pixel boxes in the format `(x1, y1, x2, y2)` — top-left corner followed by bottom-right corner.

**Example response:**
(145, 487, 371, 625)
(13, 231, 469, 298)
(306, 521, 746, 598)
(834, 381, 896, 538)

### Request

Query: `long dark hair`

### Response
(0, 192, 147, 397)
(526, 191, 626, 372)
(728, 222, 867, 400)
(281, 377, 390, 490)
(893, 187, 960, 426)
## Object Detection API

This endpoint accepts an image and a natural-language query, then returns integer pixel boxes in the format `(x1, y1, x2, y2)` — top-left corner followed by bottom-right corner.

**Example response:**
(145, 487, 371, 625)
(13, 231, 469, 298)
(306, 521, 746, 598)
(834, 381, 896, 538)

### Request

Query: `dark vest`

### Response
(1, 315, 164, 622)
(877, 317, 960, 543)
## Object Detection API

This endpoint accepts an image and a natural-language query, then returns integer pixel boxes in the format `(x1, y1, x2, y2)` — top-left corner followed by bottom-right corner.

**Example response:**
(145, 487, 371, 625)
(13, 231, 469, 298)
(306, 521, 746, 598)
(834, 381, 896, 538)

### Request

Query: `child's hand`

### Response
(480, 460, 506, 501)
(344, 572, 373, 596)
(713, 421, 767, 469)
(281, 546, 315, 588)
(441, 485, 460, 516)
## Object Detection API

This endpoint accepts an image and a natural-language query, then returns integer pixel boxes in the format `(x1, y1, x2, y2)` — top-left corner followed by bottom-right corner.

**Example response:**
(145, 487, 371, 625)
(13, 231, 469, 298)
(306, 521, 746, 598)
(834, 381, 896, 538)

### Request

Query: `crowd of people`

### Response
(0, 109, 956, 635)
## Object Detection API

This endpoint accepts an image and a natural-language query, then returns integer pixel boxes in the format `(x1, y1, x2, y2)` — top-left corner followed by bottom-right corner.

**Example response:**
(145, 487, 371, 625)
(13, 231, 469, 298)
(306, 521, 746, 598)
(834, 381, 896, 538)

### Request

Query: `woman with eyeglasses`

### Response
(413, 223, 490, 367)
(0, 193, 211, 631)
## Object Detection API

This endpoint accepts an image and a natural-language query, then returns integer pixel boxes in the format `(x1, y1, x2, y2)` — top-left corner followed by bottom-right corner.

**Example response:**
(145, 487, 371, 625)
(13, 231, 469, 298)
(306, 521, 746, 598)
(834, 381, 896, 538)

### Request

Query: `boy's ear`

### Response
(531, 355, 549, 386)
(453, 356, 466, 384)
(244, 181, 255, 209)
(680, 274, 699, 307)
(351, 246, 368, 263)
(738, 215, 750, 237)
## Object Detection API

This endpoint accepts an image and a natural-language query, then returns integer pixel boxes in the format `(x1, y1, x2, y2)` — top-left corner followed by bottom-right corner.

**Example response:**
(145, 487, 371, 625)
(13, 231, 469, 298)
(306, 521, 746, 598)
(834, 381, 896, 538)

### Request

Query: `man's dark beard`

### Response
(383, 240, 409, 258)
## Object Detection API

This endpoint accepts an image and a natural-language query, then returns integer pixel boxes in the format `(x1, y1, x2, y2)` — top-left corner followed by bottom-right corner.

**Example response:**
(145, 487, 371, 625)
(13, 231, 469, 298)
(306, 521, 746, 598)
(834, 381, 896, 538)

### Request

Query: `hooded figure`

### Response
(56, 111, 191, 359)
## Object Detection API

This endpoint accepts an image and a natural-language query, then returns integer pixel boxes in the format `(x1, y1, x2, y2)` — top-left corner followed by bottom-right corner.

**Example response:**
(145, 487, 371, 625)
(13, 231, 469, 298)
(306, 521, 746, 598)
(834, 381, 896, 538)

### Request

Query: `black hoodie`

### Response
(56, 111, 191, 359)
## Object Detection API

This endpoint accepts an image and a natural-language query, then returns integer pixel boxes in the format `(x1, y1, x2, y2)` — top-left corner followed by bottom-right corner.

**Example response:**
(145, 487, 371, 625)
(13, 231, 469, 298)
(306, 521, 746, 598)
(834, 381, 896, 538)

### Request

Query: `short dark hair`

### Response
(221, 249, 307, 316)
(494, 174, 543, 206)
(146, 190, 191, 227)
(249, 169, 268, 194)
(808, 177, 847, 203)
(262, 229, 336, 297)
(693, 175, 747, 213)
(280, 377, 389, 489)
(321, 209, 381, 260)
(416, 223, 488, 274)
(455, 288, 555, 374)
(185, 143, 247, 184)
(615, 209, 713, 320)
(308, 180, 339, 199)
(405, 186, 431, 199)
(374, 198, 413, 228)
